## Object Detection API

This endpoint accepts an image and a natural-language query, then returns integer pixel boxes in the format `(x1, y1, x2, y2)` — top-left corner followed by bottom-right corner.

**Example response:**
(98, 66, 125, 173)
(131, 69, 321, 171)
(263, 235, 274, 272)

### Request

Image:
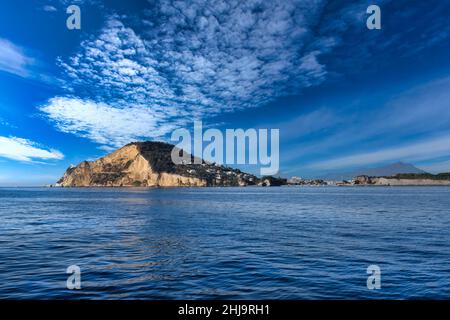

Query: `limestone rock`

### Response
(58, 141, 258, 187)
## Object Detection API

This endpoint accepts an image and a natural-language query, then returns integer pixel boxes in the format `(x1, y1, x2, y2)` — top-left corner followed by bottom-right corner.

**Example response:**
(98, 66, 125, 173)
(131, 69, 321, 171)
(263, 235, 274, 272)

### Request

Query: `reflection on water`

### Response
(1, 186, 450, 299)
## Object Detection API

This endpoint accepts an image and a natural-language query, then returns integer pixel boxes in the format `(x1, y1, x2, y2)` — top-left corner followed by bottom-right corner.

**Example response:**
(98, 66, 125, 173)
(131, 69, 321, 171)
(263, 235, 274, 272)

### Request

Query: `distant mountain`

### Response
(321, 162, 427, 181)
(358, 162, 426, 177)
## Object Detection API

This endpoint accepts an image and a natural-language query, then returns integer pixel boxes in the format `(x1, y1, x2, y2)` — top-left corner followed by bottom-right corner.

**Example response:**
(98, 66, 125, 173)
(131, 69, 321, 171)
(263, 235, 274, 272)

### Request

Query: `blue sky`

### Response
(1, 0, 450, 185)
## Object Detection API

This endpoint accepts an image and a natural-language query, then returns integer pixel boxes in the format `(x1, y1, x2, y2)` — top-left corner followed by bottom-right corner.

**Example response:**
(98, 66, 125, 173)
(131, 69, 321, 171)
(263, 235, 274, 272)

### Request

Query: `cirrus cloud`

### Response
(0, 38, 35, 78)
(0, 136, 64, 162)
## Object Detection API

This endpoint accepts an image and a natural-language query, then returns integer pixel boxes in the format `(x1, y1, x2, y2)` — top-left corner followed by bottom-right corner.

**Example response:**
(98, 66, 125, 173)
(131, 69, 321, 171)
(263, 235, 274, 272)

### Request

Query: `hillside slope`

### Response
(57, 141, 258, 187)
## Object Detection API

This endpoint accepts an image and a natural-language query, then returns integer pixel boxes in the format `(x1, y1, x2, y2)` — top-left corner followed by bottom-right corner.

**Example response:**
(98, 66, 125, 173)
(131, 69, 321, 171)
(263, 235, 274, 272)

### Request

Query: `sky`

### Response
(1, 0, 450, 185)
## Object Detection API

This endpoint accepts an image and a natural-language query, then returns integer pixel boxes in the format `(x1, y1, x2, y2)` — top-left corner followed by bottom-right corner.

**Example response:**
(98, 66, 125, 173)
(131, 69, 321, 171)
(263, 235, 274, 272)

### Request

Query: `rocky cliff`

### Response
(57, 141, 258, 187)
(354, 173, 450, 186)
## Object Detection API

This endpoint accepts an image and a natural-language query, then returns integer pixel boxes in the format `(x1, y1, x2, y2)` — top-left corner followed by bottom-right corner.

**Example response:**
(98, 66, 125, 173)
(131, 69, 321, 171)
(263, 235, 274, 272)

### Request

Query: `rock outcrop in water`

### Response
(258, 176, 288, 186)
(57, 141, 259, 187)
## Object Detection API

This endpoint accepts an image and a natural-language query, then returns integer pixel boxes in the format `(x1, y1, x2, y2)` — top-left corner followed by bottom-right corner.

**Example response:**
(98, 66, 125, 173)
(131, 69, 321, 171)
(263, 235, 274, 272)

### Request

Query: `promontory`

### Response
(57, 141, 263, 187)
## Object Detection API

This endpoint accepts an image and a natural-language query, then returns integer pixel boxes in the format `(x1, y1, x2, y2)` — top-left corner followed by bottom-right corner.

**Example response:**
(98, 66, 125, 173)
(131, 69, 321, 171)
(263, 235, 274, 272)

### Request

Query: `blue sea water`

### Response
(0, 186, 450, 299)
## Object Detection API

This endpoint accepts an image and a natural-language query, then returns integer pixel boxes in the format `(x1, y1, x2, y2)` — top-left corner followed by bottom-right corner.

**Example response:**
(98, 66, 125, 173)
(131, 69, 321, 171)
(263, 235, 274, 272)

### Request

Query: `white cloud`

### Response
(32, 0, 450, 153)
(40, 97, 179, 147)
(43, 0, 332, 147)
(58, 0, 100, 4)
(43, 5, 57, 12)
(0, 38, 34, 77)
(0, 136, 64, 162)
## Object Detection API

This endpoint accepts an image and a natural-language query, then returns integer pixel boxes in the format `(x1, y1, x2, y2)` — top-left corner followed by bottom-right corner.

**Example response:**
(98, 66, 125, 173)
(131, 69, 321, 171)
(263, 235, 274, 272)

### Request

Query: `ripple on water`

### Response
(1, 186, 450, 299)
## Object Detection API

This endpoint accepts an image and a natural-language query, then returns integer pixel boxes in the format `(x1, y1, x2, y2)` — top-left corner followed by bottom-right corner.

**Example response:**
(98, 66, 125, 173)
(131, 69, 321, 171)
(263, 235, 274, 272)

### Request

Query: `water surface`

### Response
(0, 186, 449, 299)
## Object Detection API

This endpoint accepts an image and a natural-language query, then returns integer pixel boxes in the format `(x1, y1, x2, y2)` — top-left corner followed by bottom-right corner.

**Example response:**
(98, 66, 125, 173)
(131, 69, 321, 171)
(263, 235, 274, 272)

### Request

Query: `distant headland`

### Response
(57, 141, 286, 187)
(56, 141, 450, 188)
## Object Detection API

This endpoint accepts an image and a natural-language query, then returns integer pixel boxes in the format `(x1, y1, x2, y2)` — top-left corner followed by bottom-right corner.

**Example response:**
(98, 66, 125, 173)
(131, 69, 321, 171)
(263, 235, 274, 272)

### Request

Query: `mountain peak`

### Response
(321, 162, 427, 180)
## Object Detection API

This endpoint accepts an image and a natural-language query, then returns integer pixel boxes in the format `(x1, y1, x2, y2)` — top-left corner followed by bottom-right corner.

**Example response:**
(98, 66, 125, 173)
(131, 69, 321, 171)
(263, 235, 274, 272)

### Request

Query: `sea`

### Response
(0, 186, 449, 299)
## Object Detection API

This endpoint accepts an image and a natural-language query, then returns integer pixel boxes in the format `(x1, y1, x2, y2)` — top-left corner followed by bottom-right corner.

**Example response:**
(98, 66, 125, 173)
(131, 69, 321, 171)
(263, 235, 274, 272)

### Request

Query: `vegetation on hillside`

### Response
(389, 173, 450, 180)
(135, 141, 258, 186)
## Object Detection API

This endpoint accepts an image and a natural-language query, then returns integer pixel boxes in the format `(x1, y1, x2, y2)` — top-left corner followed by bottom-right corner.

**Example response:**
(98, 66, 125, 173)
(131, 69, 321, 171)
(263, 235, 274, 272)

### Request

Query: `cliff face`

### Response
(372, 178, 450, 186)
(354, 174, 450, 186)
(57, 141, 258, 187)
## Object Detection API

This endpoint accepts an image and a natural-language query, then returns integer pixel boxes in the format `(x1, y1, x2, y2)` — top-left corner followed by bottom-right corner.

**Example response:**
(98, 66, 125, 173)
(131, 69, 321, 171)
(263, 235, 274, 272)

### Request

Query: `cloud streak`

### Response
(0, 38, 35, 78)
(0, 136, 64, 162)
(310, 135, 450, 170)
(43, 5, 57, 12)
(282, 76, 450, 168)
